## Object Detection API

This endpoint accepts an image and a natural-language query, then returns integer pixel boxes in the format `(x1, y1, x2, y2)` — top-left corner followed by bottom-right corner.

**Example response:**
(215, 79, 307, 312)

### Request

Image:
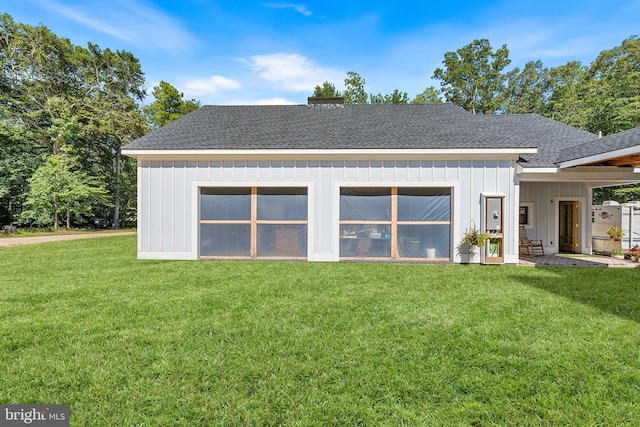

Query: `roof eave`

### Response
(122, 147, 537, 161)
(557, 144, 640, 168)
(518, 165, 640, 183)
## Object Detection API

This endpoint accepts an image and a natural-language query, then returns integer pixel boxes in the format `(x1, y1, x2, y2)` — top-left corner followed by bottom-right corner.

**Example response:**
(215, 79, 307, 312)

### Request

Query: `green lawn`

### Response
(1, 236, 640, 426)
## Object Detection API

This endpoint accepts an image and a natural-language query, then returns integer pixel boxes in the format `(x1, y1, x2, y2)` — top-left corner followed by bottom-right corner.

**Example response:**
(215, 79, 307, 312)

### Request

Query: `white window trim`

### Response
(520, 203, 534, 229)
(192, 181, 314, 259)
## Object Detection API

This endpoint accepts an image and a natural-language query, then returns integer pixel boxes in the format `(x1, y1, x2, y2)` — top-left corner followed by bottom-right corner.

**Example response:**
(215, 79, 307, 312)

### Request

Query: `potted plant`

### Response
(607, 226, 625, 257)
(461, 223, 491, 263)
(606, 226, 624, 241)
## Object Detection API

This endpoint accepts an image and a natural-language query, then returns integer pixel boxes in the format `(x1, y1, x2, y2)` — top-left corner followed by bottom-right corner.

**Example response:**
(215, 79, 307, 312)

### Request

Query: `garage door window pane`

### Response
(200, 223, 250, 256)
(258, 188, 307, 220)
(398, 224, 450, 258)
(257, 224, 307, 257)
(340, 188, 391, 221)
(201, 188, 250, 220)
(398, 188, 450, 221)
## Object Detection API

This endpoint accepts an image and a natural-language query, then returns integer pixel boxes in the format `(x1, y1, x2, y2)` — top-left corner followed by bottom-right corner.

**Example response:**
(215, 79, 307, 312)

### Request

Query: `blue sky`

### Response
(3, 0, 640, 105)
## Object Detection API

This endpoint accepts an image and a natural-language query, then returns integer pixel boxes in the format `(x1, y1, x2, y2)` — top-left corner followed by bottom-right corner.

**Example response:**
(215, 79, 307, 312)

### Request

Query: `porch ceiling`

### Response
(579, 152, 640, 167)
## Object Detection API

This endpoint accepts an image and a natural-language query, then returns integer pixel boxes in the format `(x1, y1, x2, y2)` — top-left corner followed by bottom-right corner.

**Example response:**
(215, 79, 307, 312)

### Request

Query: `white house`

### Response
(122, 99, 640, 263)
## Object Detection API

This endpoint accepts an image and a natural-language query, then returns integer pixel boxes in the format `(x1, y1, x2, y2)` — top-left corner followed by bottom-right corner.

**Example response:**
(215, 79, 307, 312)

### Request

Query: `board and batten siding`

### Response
(136, 158, 519, 263)
(519, 181, 591, 255)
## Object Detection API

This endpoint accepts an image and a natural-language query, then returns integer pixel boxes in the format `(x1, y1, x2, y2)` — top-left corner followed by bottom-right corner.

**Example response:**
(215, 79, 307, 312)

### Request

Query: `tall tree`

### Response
(0, 14, 83, 154)
(20, 113, 108, 229)
(72, 43, 147, 228)
(0, 121, 45, 224)
(432, 39, 512, 114)
(411, 87, 442, 104)
(312, 81, 341, 98)
(545, 37, 640, 135)
(584, 35, 640, 133)
(311, 72, 422, 105)
(343, 71, 368, 104)
(21, 153, 110, 229)
(144, 80, 200, 128)
(0, 14, 147, 227)
(370, 89, 410, 104)
(503, 60, 552, 115)
(544, 61, 588, 125)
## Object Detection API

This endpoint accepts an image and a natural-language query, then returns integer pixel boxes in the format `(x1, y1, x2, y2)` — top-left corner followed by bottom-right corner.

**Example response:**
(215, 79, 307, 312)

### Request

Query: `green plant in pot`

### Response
(606, 226, 624, 240)
(607, 226, 625, 256)
(461, 223, 491, 262)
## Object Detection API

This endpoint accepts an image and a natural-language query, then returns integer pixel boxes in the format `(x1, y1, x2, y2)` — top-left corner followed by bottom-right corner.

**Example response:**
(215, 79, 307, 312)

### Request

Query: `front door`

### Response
(559, 201, 579, 253)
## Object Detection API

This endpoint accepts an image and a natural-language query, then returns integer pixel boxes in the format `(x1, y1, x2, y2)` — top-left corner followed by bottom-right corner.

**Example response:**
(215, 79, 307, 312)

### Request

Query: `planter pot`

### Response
(459, 247, 480, 264)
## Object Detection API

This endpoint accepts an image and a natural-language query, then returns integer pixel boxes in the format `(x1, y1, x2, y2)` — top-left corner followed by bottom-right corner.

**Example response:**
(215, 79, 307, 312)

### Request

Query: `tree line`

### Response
(315, 37, 640, 135)
(2, 12, 639, 229)
(0, 14, 198, 228)
(313, 37, 640, 203)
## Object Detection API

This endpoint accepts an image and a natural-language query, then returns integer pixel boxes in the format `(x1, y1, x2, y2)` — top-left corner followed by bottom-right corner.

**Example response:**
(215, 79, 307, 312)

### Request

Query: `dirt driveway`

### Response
(0, 231, 136, 248)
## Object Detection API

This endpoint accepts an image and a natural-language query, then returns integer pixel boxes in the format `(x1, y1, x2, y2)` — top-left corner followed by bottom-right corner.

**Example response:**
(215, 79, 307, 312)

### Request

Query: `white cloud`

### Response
(264, 3, 312, 16)
(33, 0, 197, 54)
(244, 53, 344, 92)
(182, 76, 242, 97)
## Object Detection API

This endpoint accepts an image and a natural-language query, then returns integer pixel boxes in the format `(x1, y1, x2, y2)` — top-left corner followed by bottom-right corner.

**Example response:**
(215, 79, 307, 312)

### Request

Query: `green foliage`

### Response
(3, 237, 640, 425)
(343, 71, 368, 104)
(462, 224, 491, 248)
(593, 184, 640, 204)
(612, 185, 640, 201)
(312, 81, 341, 98)
(503, 60, 552, 114)
(432, 39, 511, 114)
(144, 80, 201, 128)
(606, 226, 624, 239)
(312, 71, 441, 105)
(20, 153, 110, 229)
(0, 120, 47, 223)
(411, 86, 442, 104)
(369, 88, 410, 104)
(585, 35, 640, 133)
(611, 247, 625, 256)
(0, 13, 158, 227)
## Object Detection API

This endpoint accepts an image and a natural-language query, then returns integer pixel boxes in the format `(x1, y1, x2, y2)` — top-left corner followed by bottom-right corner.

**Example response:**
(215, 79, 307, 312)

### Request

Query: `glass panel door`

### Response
(339, 187, 451, 260)
(200, 187, 307, 258)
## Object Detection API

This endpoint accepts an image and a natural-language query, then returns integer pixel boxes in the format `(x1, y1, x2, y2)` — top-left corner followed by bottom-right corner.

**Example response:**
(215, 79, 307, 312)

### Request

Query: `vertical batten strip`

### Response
(251, 187, 258, 257)
(391, 187, 399, 259)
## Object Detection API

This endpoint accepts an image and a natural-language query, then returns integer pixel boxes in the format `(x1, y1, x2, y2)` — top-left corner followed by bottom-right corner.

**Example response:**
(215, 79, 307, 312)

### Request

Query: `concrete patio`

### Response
(519, 254, 639, 267)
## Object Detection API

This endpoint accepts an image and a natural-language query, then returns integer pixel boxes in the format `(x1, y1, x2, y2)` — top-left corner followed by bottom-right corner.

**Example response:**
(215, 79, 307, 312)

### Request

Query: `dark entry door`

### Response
(559, 201, 579, 253)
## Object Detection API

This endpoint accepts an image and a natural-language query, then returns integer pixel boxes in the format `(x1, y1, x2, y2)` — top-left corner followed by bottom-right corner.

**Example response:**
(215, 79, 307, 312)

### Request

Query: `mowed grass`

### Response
(1, 236, 640, 425)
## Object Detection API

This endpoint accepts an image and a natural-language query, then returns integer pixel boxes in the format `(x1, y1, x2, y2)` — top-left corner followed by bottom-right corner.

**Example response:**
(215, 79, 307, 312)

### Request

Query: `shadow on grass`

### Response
(511, 267, 640, 324)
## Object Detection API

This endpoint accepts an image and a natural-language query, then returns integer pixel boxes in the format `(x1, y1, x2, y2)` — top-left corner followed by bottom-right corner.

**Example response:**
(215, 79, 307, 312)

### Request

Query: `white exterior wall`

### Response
(519, 181, 591, 255)
(137, 158, 519, 263)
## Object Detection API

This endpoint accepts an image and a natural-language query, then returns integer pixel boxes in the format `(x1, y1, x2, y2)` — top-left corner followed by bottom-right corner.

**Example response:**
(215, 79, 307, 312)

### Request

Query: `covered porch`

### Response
(517, 127, 640, 259)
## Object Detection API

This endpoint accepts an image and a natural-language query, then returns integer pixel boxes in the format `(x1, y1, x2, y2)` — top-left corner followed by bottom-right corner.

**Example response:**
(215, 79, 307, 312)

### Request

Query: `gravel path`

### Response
(0, 231, 136, 248)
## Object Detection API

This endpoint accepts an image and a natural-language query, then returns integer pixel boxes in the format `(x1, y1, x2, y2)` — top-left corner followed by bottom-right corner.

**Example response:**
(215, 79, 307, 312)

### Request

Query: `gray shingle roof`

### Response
(557, 126, 640, 164)
(473, 114, 598, 167)
(123, 103, 600, 167)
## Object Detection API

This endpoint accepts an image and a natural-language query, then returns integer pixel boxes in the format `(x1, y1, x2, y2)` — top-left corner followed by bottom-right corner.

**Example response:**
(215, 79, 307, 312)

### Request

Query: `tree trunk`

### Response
(471, 85, 478, 115)
(66, 209, 71, 229)
(53, 201, 58, 230)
